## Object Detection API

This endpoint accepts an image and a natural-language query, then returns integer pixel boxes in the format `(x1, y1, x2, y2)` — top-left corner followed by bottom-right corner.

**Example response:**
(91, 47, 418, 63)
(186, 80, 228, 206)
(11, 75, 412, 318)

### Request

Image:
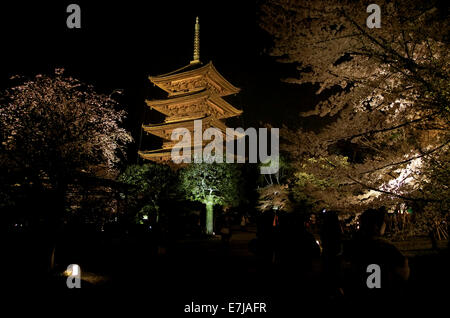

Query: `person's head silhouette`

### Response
(359, 208, 387, 238)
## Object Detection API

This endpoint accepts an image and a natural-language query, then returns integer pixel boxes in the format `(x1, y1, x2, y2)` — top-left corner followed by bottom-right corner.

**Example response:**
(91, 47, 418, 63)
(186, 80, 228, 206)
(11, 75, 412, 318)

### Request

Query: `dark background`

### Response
(0, 0, 321, 164)
(1, 2, 449, 312)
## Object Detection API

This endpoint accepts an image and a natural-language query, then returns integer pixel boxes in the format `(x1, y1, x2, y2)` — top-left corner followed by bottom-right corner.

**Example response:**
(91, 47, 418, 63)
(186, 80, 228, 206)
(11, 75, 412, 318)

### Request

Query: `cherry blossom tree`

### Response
(0, 69, 133, 223)
(260, 0, 449, 214)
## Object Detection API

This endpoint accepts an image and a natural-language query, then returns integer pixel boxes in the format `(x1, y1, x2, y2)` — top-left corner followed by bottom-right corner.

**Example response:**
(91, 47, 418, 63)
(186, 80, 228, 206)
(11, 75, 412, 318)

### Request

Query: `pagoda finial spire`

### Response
(190, 17, 200, 64)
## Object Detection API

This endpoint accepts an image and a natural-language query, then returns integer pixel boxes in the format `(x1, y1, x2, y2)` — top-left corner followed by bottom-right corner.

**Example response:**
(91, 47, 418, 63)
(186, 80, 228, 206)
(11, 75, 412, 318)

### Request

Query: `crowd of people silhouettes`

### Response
(253, 206, 410, 304)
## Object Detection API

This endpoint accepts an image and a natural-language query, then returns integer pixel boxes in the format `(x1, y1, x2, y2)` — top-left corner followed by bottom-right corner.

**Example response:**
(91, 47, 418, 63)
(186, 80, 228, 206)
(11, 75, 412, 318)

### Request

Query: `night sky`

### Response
(0, 0, 323, 162)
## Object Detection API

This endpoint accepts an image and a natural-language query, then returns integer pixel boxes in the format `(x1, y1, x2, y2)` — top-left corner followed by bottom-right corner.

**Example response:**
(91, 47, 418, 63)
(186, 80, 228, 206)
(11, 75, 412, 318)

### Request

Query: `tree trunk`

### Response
(45, 179, 67, 272)
(205, 199, 214, 235)
(49, 245, 56, 271)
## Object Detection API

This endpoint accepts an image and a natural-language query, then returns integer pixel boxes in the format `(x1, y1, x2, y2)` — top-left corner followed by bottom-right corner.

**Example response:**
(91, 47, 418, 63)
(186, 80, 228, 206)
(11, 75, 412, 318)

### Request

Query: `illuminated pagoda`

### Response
(138, 17, 243, 163)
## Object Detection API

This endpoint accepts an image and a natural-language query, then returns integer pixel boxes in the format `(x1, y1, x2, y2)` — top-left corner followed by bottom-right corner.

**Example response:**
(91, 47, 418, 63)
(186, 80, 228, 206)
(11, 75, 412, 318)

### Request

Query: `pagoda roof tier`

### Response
(138, 149, 175, 162)
(142, 115, 230, 140)
(162, 138, 209, 149)
(138, 143, 205, 162)
(149, 61, 240, 97)
(145, 90, 242, 120)
(139, 145, 244, 163)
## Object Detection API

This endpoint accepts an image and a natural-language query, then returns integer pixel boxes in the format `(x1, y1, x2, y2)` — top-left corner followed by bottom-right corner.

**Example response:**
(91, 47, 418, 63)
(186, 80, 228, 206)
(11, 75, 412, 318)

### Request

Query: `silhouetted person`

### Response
(278, 211, 320, 271)
(270, 210, 321, 300)
(320, 210, 343, 298)
(344, 208, 410, 303)
(219, 212, 232, 252)
(240, 215, 247, 231)
(429, 229, 438, 250)
(254, 209, 276, 267)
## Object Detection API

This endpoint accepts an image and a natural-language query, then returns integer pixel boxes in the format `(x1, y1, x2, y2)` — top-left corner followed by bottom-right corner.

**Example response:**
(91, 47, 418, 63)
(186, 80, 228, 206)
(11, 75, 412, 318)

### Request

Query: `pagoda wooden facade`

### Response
(138, 17, 243, 163)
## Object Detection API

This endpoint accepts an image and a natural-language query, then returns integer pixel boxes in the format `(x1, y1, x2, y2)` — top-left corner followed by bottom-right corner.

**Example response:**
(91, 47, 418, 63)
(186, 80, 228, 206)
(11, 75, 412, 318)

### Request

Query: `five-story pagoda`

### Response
(138, 17, 243, 163)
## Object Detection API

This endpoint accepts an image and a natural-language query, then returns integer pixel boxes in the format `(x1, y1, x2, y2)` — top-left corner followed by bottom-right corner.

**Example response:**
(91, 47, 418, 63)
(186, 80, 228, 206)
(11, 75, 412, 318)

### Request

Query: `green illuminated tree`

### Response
(118, 163, 175, 224)
(259, 153, 293, 186)
(178, 159, 242, 235)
